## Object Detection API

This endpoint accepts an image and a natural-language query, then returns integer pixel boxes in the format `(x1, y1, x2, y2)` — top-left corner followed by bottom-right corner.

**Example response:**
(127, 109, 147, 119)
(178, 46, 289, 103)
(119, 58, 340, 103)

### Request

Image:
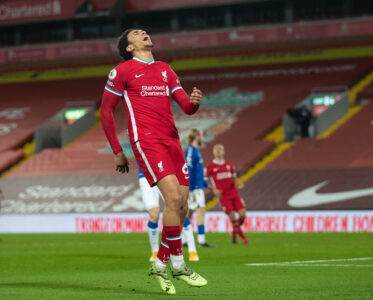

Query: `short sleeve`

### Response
(231, 162, 237, 177)
(104, 67, 125, 97)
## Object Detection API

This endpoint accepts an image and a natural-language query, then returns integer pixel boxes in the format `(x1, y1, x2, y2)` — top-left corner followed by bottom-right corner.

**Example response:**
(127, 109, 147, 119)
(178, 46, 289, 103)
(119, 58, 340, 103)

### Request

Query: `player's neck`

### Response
(133, 50, 154, 62)
(191, 140, 199, 148)
(214, 157, 224, 163)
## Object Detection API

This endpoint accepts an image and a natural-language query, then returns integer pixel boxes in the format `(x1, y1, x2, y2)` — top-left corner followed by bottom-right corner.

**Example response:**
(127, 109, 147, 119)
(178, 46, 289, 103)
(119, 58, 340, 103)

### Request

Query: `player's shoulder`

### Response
(108, 61, 132, 77)
(155, 61, 173, 70)
(225, 160, 235, 169)
(206, 162, 214, 169)
(155, 60, 170, 67)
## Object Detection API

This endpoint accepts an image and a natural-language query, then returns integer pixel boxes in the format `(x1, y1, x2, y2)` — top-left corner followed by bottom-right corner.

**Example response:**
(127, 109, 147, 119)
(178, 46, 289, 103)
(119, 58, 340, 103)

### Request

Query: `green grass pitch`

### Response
(0, 233, 372, 299)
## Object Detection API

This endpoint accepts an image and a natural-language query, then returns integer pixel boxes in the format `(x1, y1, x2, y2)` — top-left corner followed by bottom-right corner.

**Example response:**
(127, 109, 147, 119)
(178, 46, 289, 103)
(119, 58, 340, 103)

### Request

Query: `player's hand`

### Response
(235, 179, 244, 189)
(114, 151, 129, 173)
(190, 87, 202, 106)
(213, 189, 222, 200)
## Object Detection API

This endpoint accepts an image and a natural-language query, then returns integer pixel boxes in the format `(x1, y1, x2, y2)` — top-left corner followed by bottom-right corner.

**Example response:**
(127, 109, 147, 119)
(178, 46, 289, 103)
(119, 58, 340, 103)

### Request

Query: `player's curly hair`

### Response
(187, 128, 201, 144)
(117, 28, 135, 61)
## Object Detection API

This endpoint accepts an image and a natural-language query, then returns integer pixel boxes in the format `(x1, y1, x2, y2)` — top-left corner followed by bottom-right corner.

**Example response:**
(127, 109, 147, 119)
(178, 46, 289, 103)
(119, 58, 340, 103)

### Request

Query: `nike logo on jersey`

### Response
(135, 74, 144, 78)
(288, 181, 373, 207)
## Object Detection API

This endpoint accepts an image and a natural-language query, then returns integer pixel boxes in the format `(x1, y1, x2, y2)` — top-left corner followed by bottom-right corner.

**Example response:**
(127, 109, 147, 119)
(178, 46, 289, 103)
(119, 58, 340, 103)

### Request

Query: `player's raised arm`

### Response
(172, 87, 201, 115)
(168, 66, 201, 115)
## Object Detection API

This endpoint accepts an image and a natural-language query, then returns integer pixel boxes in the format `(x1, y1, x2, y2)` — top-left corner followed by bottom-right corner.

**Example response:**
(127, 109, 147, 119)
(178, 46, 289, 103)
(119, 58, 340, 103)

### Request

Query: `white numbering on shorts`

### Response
(182, 163, 189, 180)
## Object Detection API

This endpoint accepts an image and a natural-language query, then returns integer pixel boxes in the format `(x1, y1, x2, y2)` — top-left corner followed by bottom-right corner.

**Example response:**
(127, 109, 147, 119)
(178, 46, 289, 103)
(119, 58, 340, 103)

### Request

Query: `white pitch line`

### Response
(245, 257, 373, 266)
(275, 264, 373, 267)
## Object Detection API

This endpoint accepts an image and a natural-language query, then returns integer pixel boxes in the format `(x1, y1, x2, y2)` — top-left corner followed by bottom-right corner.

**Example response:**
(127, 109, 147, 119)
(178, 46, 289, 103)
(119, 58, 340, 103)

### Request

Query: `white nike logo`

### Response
(288, 181, 373, 207)
(135, 74, 144, 78)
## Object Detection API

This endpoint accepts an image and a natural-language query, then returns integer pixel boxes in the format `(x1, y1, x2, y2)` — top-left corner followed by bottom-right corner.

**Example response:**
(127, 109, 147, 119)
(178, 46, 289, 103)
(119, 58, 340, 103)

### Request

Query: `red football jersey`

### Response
(100, 56, 198, 154)
(205, 160, 239, 199)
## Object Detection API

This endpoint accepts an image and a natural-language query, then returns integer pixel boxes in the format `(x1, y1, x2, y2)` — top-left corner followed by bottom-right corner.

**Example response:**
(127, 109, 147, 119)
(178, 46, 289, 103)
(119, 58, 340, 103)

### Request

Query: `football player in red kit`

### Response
(100, 29, 207, 295)
(206, 144, 248, 244)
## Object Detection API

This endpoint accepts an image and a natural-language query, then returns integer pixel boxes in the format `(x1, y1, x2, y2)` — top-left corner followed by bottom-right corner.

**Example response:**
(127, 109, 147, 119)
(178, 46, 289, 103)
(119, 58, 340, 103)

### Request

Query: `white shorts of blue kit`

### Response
(188, 188, 205, 210)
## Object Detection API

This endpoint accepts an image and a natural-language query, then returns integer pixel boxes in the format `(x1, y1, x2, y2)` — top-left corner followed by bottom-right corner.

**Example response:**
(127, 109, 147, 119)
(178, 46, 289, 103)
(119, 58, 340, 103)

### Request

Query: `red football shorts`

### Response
(220, 196, 246, 214)
(132, 138, 189, 187)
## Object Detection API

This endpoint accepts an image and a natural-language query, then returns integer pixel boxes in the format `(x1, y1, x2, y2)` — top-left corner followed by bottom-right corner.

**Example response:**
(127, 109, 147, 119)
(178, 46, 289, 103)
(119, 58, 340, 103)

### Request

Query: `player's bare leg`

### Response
(237, 208, 248, 244)
(152, 175, 207, 288)
(228, 211, 238, 243)
(148, 206, 160, 261)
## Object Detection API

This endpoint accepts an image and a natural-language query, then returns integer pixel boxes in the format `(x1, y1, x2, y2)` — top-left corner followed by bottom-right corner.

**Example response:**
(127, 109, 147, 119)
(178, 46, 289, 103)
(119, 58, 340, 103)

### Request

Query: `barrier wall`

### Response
(0, 211, 372, 233)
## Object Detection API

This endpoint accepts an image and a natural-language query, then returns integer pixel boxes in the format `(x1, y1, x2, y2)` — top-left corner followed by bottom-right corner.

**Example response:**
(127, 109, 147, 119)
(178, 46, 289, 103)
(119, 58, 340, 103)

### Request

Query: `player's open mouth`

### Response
(143, 36, 150, 41)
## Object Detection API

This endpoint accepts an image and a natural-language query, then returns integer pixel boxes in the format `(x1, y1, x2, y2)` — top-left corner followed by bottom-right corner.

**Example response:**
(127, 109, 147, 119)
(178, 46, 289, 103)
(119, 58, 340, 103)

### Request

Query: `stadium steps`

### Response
(0, 141, 34, 177)
(5, 110, 111, 177)
(0, 150, 24, 174)
(266, 102, 373, 170)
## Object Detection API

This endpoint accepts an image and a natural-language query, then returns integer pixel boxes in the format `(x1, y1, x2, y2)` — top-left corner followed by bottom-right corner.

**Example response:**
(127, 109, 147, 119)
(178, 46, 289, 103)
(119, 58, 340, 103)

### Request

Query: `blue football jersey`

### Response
(138, 165, 145, 179)
(185, 144, 206, 190)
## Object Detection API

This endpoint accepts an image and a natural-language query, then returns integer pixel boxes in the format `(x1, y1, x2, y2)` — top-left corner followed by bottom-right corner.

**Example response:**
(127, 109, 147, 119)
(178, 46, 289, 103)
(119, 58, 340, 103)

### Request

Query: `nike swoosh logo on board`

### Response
(288, 181, 373, 207)
(135, 74, 144, 78)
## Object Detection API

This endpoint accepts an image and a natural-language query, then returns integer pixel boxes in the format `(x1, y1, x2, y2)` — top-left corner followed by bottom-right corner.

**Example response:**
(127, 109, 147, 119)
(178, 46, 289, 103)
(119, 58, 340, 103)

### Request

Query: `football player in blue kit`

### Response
(185, 129, 215, 248)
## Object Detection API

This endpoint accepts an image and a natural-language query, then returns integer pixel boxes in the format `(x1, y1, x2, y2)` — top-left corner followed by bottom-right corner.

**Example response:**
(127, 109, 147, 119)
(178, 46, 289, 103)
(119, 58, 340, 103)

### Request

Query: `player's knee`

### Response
(180, 201, 188, 216)
(165, 192, 183, 212)
(149, 212, 159, 223)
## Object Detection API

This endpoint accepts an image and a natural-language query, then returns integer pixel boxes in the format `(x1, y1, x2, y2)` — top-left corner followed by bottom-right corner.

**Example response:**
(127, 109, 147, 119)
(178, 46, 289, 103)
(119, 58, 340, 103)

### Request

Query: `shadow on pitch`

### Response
(0, 281, 161, 295)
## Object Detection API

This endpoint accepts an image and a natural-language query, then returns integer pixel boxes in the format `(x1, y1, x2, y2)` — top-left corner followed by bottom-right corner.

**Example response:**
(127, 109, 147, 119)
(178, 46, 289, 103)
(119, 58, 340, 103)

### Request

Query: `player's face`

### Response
(127, 29, 153, 52)
(213, 144, 225, 159)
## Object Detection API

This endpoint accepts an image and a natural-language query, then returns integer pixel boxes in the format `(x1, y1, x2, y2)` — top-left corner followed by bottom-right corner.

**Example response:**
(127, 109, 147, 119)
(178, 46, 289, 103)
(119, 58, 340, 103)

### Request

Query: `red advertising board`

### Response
(0, 0, 85, 24)
(0, 18, 372, 64)
(126, 0, 251, 12)
(0, 211, 372, 233)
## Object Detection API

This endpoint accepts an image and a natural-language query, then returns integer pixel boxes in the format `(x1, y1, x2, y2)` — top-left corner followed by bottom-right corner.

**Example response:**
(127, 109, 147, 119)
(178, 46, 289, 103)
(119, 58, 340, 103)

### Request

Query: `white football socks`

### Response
(183, 224, 197, 253)
(198, 234, 205, 244)
(154, 257, 166, 270)
(148, 223, 159, 253)
(170, 254, 185, 270)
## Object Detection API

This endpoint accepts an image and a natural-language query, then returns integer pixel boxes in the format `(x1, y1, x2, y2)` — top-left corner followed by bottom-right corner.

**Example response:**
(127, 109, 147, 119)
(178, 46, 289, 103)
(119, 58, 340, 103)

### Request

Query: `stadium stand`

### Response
(266, 100, 373, 169)
(0, 150, 24, 171)
(4, 55, 373, 178)
(238, 70, 373, 210)
(193, 57, 373, 170)
(0, 77, 107, 172)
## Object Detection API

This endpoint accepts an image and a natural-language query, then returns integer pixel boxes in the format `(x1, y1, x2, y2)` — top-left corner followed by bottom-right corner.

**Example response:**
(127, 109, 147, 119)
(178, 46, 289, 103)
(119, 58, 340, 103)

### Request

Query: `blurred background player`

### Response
(139, 166, 199, 262)
(206, 144, 248, 244)
(100, 28, 207, 294)
(138, 165, 162, 262)
(185, 128, 215, 248)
